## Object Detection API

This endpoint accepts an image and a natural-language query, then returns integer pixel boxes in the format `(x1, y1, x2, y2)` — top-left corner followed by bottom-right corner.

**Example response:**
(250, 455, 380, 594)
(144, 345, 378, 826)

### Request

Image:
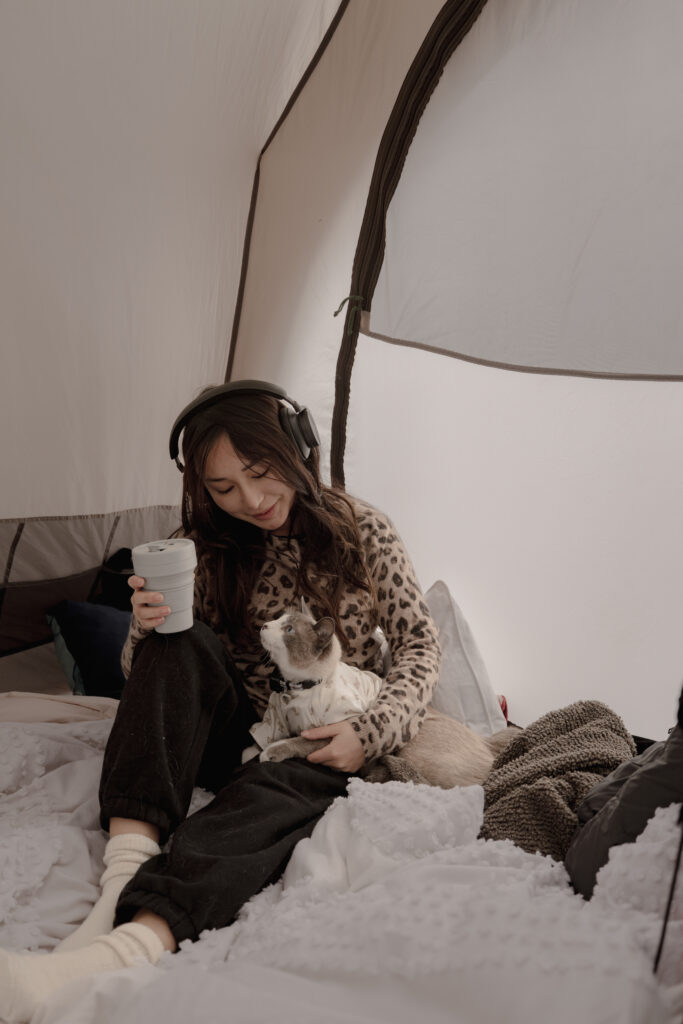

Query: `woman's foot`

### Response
(57, 832, 161, 951)
(0, 922, 165, 1023)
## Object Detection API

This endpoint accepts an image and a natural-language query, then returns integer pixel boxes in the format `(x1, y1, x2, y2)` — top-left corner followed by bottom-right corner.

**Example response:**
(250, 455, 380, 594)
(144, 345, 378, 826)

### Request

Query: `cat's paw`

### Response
(260, 737, 328, 762)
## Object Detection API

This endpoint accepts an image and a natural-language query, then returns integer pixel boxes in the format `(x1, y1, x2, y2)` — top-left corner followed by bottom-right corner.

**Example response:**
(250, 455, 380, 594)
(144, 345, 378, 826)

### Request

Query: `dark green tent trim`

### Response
(330, 0, 489, 486)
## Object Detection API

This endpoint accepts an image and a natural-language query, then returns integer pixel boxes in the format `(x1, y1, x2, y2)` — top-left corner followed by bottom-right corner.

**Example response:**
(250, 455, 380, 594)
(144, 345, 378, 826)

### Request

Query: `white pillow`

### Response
(425, 580, 507, 736)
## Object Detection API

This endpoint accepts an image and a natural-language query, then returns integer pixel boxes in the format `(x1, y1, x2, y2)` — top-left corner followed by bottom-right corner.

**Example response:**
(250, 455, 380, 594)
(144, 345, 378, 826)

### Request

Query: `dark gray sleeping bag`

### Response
(564, 720, 683, 898)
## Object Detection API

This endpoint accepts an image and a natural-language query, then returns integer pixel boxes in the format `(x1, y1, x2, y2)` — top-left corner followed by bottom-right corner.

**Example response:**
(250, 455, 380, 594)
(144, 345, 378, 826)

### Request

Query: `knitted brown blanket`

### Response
(480, 700, 636, 860)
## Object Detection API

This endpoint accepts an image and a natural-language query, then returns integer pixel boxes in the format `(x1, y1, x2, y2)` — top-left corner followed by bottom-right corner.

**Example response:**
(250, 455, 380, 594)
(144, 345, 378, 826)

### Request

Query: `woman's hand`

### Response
(301, 720, 365, 773)
(128, 575, 171, 630)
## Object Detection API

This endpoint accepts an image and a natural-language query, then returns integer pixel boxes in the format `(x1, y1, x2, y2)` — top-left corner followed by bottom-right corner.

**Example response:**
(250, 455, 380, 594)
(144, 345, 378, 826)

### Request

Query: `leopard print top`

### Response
(121, 498, 441, 761)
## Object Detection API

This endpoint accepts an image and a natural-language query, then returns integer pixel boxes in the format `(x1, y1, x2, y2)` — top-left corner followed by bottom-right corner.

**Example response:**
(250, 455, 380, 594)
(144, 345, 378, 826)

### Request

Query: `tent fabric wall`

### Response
(228, 0, 445, 481)
(331, 0, 489, 484)
(225, 0, 351, 383)
(1, 0, 339, 522)
(2, 0, 680, 741)
(344, 337, 683, 741)
(332, 0, 683, 739)
(0, 0, 340, 667)
(332, 0, 683, 483)
(367, 0, 683, 378)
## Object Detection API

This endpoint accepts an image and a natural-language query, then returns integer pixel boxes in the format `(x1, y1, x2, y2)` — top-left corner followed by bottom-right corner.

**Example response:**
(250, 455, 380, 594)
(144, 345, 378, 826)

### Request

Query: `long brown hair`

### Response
(178, 388, 375, 648)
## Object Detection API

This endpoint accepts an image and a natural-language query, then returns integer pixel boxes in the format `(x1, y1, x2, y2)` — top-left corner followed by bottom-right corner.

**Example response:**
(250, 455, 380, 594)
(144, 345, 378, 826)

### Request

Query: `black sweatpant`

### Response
(99, 621, 350, 943)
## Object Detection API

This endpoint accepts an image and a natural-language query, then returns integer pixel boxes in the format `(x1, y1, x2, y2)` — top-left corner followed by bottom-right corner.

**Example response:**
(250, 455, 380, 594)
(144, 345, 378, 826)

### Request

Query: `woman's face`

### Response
(202, 433, 296, 536)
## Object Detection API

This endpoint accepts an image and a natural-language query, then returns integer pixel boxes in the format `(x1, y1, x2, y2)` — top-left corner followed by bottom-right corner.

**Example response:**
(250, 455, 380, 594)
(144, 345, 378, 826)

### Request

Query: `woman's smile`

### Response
(253, 500, 278, 521)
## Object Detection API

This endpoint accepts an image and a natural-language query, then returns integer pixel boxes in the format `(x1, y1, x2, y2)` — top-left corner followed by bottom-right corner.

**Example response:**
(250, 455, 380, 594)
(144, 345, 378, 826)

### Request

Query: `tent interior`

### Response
(1, 2, 683, 1021)
(3, 0, 682, 738)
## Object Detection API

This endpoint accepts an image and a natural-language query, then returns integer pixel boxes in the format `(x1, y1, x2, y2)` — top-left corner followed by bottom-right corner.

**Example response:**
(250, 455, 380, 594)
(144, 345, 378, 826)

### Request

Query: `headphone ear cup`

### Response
(278, 405, 320, 460)
(278, 404, 303, 458)
(297, 408, 321, 452)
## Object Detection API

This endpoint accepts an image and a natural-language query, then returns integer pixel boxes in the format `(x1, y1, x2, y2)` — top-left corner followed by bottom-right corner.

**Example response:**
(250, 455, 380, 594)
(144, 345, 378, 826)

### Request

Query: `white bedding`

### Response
(0, 719, 681, 1024)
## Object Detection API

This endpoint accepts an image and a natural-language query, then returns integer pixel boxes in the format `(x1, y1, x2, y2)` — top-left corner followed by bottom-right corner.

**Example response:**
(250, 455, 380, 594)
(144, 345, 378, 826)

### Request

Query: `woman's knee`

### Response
(130, 620, 235, 689)
(121, 620, 247, 737)
(133, 619, 221, 661)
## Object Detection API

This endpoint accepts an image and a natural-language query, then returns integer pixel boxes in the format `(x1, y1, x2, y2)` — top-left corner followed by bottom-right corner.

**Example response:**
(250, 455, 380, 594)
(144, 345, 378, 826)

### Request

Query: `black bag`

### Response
(88, 548, 134, 611)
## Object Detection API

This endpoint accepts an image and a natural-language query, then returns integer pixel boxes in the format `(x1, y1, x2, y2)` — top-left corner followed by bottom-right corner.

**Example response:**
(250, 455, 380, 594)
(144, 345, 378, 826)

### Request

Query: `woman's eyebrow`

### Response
(205, 462, 256, 483)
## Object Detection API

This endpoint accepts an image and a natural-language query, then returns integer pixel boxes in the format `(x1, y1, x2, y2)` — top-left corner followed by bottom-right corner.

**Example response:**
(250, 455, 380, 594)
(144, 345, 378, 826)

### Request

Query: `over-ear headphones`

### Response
(168, 379, 321, 470)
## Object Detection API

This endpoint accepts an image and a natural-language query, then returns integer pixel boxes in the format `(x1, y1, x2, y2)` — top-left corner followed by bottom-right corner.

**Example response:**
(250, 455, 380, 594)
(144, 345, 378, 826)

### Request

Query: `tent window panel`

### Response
(370, 0, 683, 377)
(343, 333, 683, 742)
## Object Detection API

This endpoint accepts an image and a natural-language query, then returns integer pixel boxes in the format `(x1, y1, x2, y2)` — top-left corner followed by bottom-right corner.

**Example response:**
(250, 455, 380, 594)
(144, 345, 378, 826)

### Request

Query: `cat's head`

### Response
(260, 609, 341, 684)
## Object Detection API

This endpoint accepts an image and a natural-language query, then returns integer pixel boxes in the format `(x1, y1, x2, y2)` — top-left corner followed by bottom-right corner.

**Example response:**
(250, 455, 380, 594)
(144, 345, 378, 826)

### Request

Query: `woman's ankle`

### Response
(132, 911, 177, 953)
(109, 817, 160, 844)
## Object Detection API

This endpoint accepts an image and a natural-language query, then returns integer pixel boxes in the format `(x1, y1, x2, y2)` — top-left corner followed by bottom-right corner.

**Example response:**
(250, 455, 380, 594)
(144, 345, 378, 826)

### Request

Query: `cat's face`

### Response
(260, 610, 336, 677)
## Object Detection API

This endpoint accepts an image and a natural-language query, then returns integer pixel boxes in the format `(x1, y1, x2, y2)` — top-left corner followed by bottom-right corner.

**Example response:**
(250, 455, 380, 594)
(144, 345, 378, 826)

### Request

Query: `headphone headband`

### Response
(169, 379, 320, 468)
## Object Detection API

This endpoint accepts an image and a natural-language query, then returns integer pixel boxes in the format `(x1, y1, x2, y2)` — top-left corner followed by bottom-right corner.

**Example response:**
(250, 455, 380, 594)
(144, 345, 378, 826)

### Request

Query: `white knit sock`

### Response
(0, 921, 165, 1024)
(56, 833, 161, 951)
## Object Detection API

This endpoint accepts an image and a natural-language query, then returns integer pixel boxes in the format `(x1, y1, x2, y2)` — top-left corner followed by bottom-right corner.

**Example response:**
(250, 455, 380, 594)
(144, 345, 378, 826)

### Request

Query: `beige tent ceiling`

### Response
(3, 0, 682, 740)
(1, 0, 339, 521)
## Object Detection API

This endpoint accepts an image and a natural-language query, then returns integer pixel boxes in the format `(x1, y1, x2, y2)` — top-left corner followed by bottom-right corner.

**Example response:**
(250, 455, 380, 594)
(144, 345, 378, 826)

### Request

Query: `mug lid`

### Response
(131, 537, 197, 574)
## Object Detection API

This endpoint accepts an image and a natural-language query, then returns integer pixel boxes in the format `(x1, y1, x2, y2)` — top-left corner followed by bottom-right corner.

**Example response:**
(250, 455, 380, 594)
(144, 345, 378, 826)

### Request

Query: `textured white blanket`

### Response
(0, 720, 681, 1024)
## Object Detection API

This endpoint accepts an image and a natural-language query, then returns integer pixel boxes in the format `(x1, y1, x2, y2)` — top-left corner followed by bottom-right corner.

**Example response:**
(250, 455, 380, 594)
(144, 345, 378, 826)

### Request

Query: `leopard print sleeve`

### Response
(346, 501, 441, 761)
(120, 617, 152, 678)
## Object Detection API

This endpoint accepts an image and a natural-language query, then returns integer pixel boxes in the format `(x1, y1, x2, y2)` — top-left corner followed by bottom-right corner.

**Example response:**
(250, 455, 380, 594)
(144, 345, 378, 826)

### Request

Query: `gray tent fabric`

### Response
(1, 507, 181, 657)
(0, 0, 341, 671)
(2, 0, 683, 744)
(366, 0, 683, 378)
(330, 0, 683, 742)
(334, 0, 683, 486)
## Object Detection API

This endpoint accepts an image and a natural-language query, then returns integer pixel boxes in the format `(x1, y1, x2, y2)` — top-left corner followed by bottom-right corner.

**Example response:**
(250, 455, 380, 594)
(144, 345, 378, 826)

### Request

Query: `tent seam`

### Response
(0, 505, 179, 526)
(358, 325, 683, 383)
(3, 524, 24, 585)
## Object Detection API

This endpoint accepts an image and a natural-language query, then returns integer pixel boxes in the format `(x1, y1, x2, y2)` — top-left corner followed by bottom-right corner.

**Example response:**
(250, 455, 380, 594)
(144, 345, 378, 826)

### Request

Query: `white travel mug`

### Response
(131, 538, 197, 634)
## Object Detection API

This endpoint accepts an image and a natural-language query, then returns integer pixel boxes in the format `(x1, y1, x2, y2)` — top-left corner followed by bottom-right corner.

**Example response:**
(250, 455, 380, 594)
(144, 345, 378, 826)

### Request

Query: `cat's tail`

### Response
(485, 724, 522, 760)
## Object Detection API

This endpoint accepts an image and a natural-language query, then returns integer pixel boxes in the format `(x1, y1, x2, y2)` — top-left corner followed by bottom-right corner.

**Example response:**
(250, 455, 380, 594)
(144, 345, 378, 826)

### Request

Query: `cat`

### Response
(244, 608, 517, 788)
(242, 610, 383, 763)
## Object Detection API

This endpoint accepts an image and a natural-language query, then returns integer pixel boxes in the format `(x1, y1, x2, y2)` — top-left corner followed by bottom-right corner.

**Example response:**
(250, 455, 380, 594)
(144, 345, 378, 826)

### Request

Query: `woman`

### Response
(0, 381, 441, 1022)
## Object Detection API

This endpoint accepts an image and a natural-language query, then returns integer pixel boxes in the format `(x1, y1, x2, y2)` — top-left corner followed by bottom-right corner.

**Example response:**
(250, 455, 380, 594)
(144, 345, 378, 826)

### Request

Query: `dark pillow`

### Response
(47, 610, 86, 695)
(47, 600, 131, 699)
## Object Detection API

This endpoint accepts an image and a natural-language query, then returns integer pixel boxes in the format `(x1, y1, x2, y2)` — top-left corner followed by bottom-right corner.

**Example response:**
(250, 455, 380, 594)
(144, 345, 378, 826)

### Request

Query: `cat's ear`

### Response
(313, 617, 335, 647)
(300, 597, 314, 621)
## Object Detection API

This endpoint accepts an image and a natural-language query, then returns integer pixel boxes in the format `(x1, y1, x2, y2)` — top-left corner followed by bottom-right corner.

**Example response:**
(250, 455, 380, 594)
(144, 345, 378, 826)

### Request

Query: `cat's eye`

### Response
(285, 625, 295, 634)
